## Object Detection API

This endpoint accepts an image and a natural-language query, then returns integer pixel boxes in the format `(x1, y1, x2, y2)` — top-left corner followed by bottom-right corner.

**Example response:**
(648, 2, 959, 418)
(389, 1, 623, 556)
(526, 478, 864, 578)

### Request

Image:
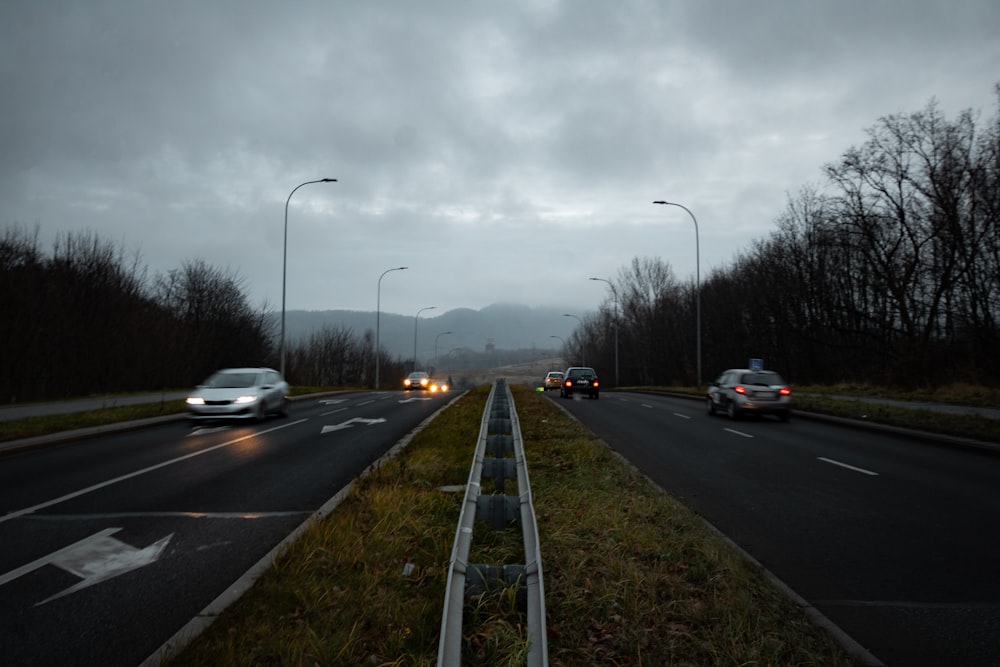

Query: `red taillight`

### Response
(592, 380, 599, 388)
(564, 379, 572, 388)
(779, 387, 791, 396)
(733, 385, 746, 395)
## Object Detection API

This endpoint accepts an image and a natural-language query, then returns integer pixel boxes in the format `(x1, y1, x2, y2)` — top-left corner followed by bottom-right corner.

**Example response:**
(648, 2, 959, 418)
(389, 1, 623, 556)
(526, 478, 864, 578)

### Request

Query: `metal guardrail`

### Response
(437, 379, 548, 666)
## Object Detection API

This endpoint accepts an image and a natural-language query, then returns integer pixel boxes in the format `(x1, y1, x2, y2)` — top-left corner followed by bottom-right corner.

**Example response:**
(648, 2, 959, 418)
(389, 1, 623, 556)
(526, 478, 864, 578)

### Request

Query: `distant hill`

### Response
(270, 303, 584, 364)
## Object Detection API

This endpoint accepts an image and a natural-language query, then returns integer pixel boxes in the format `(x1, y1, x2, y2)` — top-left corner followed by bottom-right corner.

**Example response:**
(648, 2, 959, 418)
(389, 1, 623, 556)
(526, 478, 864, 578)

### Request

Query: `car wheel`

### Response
(279, 397, 289, 417)
(254, 402, 266, 422)
(727, 401, 740, 420)
(707, 397, 716, 416)
(593, 392, 599, 399)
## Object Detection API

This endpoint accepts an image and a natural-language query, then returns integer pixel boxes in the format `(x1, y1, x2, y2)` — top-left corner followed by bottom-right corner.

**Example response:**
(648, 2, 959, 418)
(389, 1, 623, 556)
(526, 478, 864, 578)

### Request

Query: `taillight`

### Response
(734, 385, 746, 395)
(779, 387, 791, 396)
(564, 379, 572, 388)
(592, 380, 599, 387)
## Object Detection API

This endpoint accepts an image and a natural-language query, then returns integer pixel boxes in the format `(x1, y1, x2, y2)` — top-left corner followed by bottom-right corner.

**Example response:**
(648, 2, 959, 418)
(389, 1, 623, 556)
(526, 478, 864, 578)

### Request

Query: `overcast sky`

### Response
(2, 1, 998, 318)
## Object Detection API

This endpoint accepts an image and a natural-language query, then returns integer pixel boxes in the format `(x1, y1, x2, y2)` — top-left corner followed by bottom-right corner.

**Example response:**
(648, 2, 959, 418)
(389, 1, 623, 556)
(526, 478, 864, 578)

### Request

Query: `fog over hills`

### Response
(276, 303, 585, 364)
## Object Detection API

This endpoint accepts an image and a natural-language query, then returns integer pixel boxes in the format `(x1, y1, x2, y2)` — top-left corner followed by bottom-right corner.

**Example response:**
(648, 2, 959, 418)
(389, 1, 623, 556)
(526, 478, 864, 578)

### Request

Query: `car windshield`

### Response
(568, 368, 595, 379)
(740, 372, 785, 386)
(205, 372, 258, 388)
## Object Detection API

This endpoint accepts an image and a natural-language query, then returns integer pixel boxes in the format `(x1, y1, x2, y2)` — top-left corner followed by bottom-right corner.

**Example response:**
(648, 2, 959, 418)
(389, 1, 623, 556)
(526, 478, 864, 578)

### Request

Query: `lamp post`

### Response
(653, 200, 701, 387)
(375, 266, 408, 389)
(562, 313, 584, 366)
(413, 306, 436, 372)
(281, 178, 337, 377)
(434, 330, 453, 372)
(589, 277, 619, 387)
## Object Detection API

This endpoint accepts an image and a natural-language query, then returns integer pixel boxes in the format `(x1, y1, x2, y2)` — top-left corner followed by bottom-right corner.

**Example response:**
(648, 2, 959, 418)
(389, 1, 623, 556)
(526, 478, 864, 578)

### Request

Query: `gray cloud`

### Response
(2, 0, 998, 315)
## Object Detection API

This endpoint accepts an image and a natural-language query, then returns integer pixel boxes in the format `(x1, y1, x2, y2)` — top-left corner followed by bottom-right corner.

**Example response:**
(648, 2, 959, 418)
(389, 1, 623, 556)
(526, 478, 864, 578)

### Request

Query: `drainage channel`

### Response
(437, 378, 548, 666)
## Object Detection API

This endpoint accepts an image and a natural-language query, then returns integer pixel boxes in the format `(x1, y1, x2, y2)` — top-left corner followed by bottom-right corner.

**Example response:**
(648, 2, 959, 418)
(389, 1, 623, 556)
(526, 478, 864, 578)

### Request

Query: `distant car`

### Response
(403, 371, 431, 390)
(186, 367, 289, 422)
(428, 378, 450, 392)
(543, 371, 565, 390)
(706, 368, 792, 421)
(560, 366, 600, 399)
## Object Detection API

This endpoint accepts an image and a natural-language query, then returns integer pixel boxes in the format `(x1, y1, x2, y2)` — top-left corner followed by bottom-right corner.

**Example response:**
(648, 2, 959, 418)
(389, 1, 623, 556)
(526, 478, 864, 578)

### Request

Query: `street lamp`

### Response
(562, 313, 584, 366)
(375, 266, 408, 389)
(434, 330, 453, 372)
(653, 200, 701, 387)
(413, 306, 436, 372)
(589, 277, 619, 387)
(281, 178, 336, 377)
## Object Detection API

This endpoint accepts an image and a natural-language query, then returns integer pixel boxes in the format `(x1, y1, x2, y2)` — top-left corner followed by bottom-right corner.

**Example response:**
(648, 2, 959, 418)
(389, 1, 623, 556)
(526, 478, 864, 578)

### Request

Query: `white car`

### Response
(543, 371, 564, 390)
(186, 367, 290, 421)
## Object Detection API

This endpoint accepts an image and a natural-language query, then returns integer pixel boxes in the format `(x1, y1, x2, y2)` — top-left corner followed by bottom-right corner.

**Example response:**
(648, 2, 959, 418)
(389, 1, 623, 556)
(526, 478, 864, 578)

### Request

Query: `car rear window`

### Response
(739, 372, 784, 386)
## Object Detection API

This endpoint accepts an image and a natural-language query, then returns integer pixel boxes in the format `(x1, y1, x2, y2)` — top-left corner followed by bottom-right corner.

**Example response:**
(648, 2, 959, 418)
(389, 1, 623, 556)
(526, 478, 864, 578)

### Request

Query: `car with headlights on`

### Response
(403, 371, 431, 390)
(543, 371, 564, 390)
(706, 368, 792, 421)
(560, 366, 600, 399)
(186, 367, 289, 422)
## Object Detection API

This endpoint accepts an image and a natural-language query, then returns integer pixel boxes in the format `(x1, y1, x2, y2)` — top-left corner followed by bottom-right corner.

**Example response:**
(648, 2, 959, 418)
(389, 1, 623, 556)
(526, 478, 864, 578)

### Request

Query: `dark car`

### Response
(706, 368, 792, 421)
(560, 366, 600, 399)
(403, 371, 431, 390)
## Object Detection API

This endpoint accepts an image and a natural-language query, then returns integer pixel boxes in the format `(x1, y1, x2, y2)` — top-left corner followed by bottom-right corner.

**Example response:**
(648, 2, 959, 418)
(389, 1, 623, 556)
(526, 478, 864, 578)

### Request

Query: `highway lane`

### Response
(0, 390, 455, 667)
(549, 391, 1000, 667)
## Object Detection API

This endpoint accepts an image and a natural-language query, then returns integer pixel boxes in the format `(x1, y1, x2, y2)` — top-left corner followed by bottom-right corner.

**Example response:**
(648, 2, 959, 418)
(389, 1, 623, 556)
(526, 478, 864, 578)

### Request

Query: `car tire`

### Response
(279, 397, 289, 417)
(254, 402, 266, 422)
(707, 397, 716, 416)
(727, 401, 740, 420)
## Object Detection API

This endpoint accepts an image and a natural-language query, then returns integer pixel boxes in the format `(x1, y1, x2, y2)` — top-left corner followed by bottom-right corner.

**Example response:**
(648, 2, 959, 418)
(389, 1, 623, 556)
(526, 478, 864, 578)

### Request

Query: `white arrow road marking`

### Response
(321, 417, 387, 434)
(318, 399, 347, 405)
(0, 527, 173, 605)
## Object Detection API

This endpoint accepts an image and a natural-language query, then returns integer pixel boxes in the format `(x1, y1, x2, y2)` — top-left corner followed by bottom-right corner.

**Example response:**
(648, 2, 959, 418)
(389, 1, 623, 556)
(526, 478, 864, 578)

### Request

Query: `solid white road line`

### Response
(0, 419, 310, 524)
(818, 457, 879, 476)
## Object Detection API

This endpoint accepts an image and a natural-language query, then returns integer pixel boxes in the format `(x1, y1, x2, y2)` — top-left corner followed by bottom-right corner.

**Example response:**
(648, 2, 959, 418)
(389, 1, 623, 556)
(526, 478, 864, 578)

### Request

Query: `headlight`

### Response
(234, 395, 258, 404)
(186, 397, 205, 406)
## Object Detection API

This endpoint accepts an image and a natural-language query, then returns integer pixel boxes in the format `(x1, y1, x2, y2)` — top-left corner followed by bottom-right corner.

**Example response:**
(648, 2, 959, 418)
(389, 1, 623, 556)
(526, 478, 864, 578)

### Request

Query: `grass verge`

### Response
(0, 401, 187, 443)
(165, 386, 858, 666)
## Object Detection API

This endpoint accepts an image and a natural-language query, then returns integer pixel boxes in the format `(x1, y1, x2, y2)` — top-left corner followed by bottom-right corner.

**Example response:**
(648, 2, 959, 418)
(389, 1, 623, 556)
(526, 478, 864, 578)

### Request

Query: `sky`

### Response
(2, 0, 998, 319)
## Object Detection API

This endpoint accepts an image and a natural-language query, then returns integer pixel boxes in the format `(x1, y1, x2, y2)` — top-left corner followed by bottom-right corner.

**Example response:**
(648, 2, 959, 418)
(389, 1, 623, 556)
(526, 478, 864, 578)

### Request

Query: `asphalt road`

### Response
(0, 390, 455, 667)
(549, 391, 1000, 667)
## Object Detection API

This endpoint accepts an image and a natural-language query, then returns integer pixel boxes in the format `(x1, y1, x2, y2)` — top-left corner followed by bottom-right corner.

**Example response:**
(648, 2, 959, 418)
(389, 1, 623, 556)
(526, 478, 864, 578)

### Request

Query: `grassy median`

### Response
(165, 385, 858, 666)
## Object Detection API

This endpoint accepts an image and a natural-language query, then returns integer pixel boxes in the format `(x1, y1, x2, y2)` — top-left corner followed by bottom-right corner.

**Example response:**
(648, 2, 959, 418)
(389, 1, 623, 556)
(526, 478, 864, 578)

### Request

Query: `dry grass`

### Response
(167, 386, 858, 666)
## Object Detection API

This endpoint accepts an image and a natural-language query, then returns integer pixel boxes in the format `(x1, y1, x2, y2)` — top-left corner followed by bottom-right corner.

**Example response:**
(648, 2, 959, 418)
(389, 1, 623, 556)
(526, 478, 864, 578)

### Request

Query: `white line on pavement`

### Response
(0, 419, 310, 524)
(818, 457, 879, 476)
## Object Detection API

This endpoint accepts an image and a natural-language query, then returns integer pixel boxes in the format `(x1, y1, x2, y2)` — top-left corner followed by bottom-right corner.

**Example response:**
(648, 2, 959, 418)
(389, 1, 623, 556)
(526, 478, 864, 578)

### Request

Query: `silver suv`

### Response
(706, 368, 792, 421)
